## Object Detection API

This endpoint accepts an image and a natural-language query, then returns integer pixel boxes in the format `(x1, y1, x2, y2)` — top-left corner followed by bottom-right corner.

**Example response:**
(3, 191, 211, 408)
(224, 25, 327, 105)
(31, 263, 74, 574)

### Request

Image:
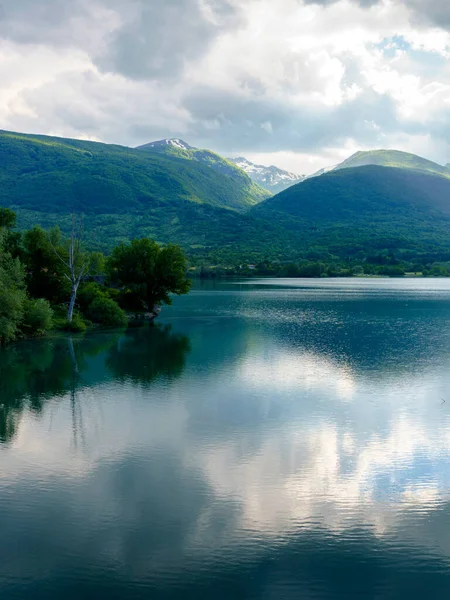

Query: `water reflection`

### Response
(2, 281, 450, 597)
(0, 325, 190, 445)
(106, 324, 191, 385)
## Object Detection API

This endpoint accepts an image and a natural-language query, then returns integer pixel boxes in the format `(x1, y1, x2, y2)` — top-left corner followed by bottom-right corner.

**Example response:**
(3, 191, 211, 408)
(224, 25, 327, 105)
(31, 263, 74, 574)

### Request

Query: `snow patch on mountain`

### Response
(144, 138, 193, 151)
(230, 157, 304, 193)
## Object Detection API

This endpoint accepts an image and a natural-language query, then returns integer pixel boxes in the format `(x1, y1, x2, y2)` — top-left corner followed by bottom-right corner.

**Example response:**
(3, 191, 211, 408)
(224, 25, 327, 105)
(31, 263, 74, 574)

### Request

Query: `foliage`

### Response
(429, 265, 449, 277)
(77, 282, 106, 311)
(0, 130, 267, 217)
(252, 165, 450, 263)
(21, 298, 53, 335)
(89, 252, 106, 277)
(108, 238, 191, 312)
(5, 131, 450, 268)
(0, 207, 17, 229)
(60, 314, 87, 333)
(86, 296, 128, 328)
(335, 149, 450, 179)
(137, 139, 269, 205)
(78, 282, 127, 327)
(22, 226, 71, 303)
(0, 230, 26, 344)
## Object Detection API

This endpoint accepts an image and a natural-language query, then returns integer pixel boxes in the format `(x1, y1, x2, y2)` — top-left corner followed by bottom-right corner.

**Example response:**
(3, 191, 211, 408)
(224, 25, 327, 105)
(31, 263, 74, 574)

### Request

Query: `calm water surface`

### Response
(2, 278, 450, 598)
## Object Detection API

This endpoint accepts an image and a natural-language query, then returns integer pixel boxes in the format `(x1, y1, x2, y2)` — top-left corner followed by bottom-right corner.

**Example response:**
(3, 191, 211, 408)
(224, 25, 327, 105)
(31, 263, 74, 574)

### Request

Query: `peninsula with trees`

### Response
(0, 207, 191, 344)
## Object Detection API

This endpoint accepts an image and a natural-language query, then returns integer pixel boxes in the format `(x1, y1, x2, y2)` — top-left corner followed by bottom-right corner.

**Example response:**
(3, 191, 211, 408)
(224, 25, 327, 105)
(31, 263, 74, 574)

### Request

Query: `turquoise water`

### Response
(2, 278, 450, 598)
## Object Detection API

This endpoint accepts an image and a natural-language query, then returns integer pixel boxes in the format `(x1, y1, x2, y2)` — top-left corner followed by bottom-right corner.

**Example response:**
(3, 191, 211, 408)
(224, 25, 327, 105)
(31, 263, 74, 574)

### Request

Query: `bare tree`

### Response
(50, 214, 90, 323)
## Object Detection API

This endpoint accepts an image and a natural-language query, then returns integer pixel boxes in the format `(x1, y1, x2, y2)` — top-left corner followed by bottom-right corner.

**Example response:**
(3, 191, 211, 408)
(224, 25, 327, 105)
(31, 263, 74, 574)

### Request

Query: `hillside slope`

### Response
(0, 130, 264, 214)
(0, 130, 288, 259)
(137, 138, 269, 205)
(253, 165, 450, 253)
(306, 149, 450, 180)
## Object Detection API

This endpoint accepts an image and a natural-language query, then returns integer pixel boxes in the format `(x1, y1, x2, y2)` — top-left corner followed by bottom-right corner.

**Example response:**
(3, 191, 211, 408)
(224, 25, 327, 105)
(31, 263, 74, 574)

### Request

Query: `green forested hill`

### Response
(308, 149, 450, 180)
(337, 149, 450, 178)
(253, 165, 450, 255)
(3, 130, 450, 264)
(0, 130, 266, 214)
(137, 138, 269, 204)
(0, 130, 286, 259)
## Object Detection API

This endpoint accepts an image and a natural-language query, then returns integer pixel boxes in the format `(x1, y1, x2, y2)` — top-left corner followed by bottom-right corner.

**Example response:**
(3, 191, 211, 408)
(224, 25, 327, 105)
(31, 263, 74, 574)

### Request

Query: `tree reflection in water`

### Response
(0, 324, 191, 444)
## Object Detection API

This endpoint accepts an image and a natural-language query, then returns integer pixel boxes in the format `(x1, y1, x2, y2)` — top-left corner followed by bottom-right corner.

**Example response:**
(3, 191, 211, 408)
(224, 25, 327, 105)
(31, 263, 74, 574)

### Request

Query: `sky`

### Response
(1, 0, 450, 174)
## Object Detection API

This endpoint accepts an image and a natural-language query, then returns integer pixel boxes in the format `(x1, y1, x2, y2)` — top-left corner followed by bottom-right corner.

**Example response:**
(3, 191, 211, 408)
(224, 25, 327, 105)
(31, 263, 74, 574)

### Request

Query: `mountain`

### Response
(137, 138, 270, 203)
(252, 165, 450, 255)
(0, 130, 268, 215)
(4, 130, 450, 264)
(306, 149, 450, 180)
(229, 157, 304, 193)
(0, 130, 286, 259)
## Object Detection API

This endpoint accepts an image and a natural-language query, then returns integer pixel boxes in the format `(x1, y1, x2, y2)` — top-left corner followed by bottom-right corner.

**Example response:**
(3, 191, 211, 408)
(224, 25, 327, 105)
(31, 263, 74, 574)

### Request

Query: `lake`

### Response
(2, 278, 450, 599)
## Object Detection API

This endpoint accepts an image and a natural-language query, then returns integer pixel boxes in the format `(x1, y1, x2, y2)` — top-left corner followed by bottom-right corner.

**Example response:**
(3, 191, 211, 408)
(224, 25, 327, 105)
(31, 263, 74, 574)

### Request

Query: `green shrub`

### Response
(21, 298, 53, 335)
(0, 285, 25, 344)
(87, 297, 128, 328)
(77, 282, 105, 311)
(0, 233, 26, 344)
(106, 287, 120, 301)
(62, 314, 87, 332)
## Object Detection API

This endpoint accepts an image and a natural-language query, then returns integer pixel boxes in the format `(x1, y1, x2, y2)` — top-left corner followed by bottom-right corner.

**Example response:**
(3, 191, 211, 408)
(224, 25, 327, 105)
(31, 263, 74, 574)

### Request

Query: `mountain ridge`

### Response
(306, 149, 450, 180)
(3, 130, 450, 263)
(229, 156, 304, 193)
(252, 164, 450, 255)
(137, 138, 270, 204)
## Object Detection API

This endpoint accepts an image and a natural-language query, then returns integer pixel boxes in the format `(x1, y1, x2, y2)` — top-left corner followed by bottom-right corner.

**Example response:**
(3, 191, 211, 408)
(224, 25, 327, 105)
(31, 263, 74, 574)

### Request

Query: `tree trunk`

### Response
(67, 284, 78, 322)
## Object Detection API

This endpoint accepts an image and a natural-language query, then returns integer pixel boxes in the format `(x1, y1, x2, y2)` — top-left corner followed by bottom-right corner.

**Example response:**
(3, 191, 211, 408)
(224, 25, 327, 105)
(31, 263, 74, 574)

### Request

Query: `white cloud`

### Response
(1, 0, 450, 172)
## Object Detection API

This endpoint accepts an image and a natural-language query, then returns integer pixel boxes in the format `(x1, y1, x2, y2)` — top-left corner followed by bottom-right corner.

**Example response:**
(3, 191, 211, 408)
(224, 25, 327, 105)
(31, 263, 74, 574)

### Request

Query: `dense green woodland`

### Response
(0, 130, 267, 213)
(1, 130, 450, 278)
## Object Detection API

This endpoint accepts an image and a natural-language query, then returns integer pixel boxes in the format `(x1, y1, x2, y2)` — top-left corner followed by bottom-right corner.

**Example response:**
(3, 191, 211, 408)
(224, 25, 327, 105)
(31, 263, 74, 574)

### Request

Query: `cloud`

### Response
(304, 0, 450, 30)
(95, 0, 241, 80)
(1, 0, 450, 172)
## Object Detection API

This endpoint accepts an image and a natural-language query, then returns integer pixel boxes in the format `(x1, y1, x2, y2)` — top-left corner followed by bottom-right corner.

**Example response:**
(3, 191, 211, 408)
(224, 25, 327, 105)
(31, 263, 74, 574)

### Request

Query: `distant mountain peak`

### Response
(229, 156, 304, 194)
(139, 138, 192, 151)
(136, 137, 270, 204)
(306, 148, 450, 180)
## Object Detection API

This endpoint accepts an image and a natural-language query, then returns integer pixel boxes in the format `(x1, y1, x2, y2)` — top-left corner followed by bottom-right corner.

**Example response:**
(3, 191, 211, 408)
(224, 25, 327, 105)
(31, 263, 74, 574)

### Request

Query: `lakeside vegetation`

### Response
(190, 258, 449, 280)
(0, 208, 191, 345)
(2, 197, 449, 345)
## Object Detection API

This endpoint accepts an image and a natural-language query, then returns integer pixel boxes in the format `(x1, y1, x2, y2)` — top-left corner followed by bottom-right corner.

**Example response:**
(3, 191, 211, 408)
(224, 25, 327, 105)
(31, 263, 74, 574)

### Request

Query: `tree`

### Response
(107, 238, 191, 316)
(0, 208, 16, 229)
(49, 215, 90, 323)
(0, 229, 26, 344)
(23, 226, 70, 303)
